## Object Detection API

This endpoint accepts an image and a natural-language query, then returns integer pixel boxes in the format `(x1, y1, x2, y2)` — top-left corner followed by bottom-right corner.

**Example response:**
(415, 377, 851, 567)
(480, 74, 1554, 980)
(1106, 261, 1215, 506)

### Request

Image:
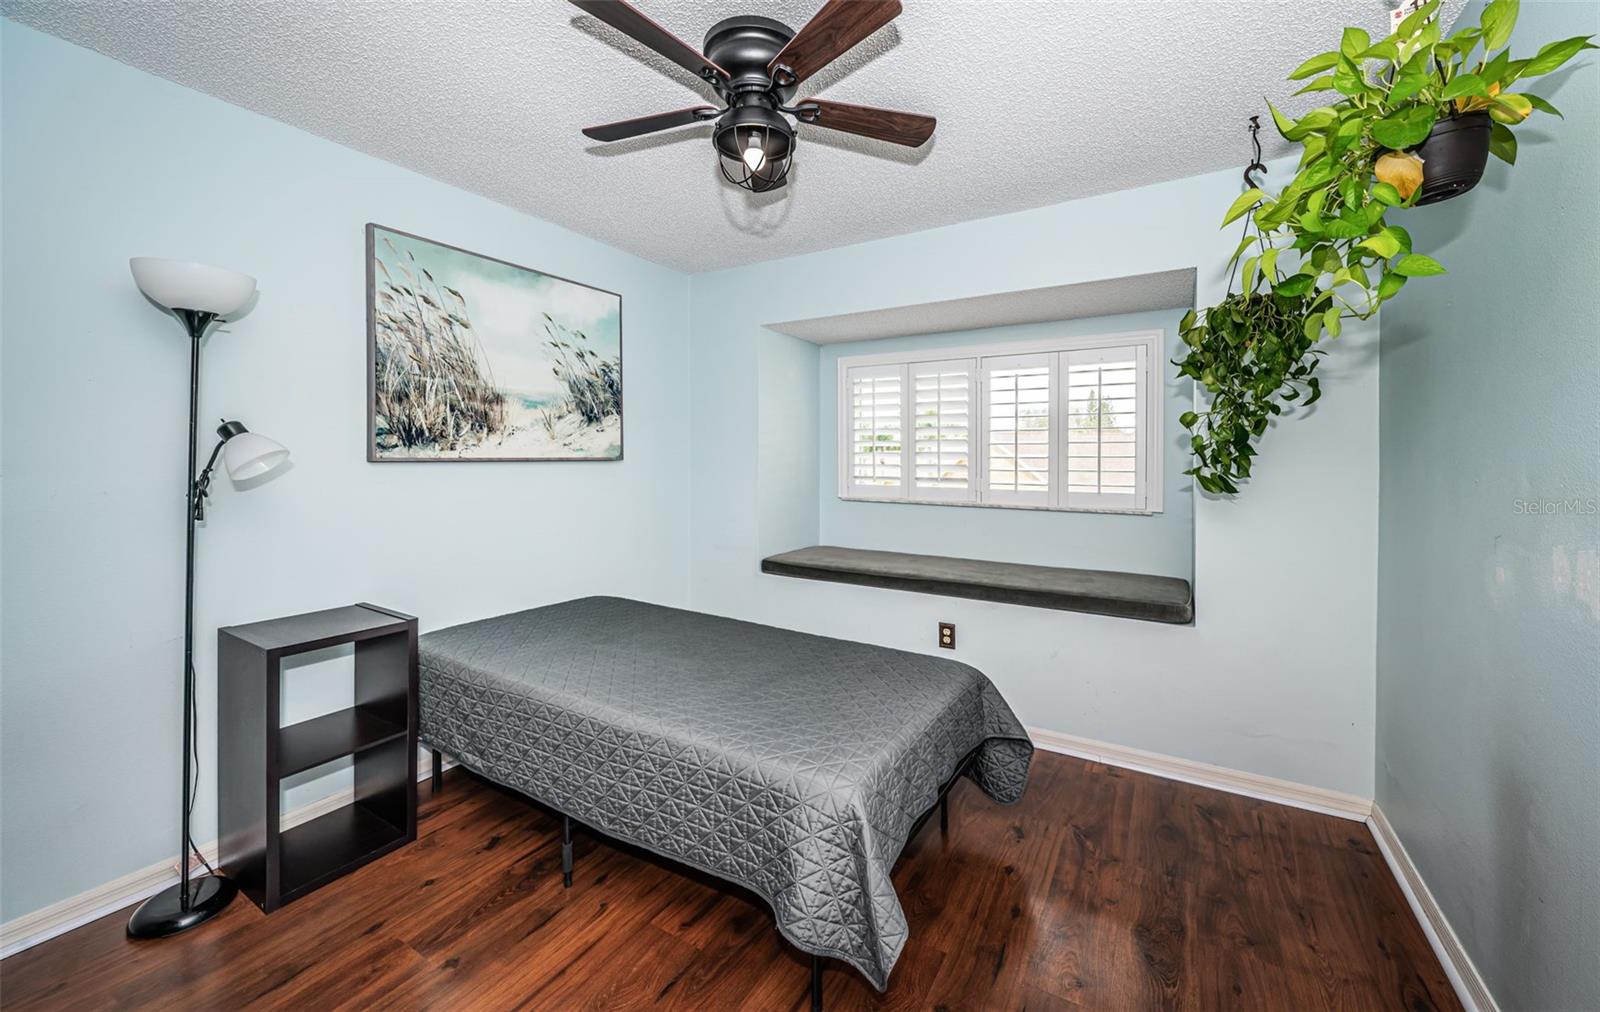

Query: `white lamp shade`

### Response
(130, 257, 257, 315)
(222, 431, 290, 481)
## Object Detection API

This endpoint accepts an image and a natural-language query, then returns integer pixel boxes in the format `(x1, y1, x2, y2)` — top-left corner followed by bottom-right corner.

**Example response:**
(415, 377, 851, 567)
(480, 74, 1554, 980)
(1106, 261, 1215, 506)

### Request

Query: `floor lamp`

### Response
(126, 258, 291, 939)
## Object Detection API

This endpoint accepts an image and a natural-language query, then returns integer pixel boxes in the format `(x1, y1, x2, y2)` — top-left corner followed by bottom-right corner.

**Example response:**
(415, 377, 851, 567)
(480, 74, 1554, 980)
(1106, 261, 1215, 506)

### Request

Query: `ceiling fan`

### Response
(569, 0, 935, 192)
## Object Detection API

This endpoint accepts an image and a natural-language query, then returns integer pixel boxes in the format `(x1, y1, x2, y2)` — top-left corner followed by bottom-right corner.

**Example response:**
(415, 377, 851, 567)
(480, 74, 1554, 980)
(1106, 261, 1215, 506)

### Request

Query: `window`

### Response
(983, 354, 1053, 506)
(844, 364, 904, 496)
(1065, 345, 1146, 509)
(911, 359, 973, 499)
(838, 331, 1162, 514)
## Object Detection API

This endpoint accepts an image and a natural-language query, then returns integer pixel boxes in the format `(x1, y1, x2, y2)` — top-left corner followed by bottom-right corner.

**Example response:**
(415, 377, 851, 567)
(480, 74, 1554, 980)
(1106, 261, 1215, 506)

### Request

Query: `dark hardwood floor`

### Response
(0, 752, 1460, 1010)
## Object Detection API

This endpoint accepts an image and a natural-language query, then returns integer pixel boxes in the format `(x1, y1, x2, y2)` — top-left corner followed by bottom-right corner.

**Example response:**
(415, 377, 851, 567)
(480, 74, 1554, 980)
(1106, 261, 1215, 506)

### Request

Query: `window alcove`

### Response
(755, 269, 1199, 624)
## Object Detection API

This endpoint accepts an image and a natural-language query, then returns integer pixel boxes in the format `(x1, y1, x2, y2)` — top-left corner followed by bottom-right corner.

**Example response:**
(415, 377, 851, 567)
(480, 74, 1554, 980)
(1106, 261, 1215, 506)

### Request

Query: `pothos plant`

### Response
(1175, 0, 1594, 494)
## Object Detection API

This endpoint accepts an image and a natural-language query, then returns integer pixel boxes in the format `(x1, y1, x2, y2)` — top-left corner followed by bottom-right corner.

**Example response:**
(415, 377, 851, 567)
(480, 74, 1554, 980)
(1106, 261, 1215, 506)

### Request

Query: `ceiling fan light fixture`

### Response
(714, 105, 793, 193)
(571, 1, 934, 192)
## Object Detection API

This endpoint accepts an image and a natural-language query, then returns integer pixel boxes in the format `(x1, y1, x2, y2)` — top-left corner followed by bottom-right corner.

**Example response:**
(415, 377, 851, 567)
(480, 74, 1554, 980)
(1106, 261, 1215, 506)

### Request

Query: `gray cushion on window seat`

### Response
(761, 545, 1194, 624)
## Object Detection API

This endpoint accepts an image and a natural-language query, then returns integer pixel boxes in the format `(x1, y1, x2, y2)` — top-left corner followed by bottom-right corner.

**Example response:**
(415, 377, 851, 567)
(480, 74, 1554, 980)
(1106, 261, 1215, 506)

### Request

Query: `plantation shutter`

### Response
(845, 363, 908, 498)
(981, 353, 1054, 506)
(1064, 344, 1147, 510)
(911, 359, 976, 500)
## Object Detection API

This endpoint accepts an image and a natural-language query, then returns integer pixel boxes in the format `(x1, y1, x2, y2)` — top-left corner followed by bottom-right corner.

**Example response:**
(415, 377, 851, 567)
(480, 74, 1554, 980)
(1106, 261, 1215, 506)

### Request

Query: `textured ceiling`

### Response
(4, 0, 1461, 272)
(771, 268, 1196, 344)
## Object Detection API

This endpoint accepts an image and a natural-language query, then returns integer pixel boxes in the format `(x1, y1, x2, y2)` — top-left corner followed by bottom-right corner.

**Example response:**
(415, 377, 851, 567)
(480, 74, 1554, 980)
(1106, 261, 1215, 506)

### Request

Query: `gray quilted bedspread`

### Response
(418, 596, 1033, 990)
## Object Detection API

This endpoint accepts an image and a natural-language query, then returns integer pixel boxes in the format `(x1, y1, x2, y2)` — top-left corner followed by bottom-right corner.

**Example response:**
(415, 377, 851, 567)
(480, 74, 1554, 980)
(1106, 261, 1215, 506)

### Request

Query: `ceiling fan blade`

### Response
(799, 99, 934, 147)
(769, 0, 901, 87)
(582, 106, 719, 142)
(569, 0, 728, 83)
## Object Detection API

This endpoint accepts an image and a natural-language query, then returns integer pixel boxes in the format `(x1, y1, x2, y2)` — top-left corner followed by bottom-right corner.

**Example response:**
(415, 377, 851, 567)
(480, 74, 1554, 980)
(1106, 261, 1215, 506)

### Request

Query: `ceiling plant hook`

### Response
(1242, 115, 1268, 190)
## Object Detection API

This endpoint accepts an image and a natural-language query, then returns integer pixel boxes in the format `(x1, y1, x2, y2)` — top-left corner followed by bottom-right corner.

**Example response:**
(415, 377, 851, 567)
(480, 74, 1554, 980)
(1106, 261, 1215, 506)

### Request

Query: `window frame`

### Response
(980, 351, 1057, 508)
(1062, 342, 1150, 512)
(908, 357, 978, 502)
(841, 361, 911, 501)
(835, 329, 1164, 515)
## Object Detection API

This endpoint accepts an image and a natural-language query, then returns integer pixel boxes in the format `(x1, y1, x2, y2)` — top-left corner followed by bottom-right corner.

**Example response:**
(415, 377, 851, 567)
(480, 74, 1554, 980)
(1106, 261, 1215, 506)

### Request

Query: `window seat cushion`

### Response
(761, 545, 1193, 625)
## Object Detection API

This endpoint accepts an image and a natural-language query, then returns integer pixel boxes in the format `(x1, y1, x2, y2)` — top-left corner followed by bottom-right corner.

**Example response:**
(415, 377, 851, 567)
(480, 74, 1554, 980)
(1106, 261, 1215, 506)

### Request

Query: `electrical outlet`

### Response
(938, 622, 956, 649)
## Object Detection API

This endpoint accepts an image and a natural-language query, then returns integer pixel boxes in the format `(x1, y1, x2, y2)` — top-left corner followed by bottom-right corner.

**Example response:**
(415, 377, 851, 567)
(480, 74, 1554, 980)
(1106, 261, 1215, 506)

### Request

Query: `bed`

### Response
(417, 596, 1033, 1003)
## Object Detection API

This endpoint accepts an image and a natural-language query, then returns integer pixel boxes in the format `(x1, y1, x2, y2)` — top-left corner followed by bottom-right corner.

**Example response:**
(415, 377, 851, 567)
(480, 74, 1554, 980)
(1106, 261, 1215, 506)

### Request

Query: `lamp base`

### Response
(126, 874, 238, 939)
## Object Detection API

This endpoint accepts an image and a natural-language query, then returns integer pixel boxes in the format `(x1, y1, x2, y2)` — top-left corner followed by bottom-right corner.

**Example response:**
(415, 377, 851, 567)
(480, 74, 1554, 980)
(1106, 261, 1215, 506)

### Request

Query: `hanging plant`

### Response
(1176, 0, 1594, 494)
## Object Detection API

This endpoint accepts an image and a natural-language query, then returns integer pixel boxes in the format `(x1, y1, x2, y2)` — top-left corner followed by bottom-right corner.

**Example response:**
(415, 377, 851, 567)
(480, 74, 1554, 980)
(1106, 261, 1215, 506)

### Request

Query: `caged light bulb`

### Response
(742, 131, 766, 172)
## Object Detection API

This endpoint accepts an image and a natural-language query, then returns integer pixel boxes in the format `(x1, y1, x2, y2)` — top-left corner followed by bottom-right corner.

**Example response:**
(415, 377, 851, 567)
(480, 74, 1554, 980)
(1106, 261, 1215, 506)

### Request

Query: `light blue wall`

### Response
(813, 310, 1193, 579)
(691, 160, 1382, 798)
(756, 330, 821, 559)
(1374, 3, 1600, 1009)
(0, 22, 691, 922)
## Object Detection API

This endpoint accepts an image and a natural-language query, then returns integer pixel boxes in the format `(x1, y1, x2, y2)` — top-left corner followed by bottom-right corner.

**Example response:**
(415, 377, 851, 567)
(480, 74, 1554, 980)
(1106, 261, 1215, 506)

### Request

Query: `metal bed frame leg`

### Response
(561, 814, 574, 888)
(939, 794, 948, 834)
(810, 954, 823, 1012)
(430, 748, 442, 796)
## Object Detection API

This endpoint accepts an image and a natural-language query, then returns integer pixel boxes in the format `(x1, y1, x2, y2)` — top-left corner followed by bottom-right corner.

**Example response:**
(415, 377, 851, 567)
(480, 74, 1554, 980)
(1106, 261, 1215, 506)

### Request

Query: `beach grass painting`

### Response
(366, 224, 622, 461)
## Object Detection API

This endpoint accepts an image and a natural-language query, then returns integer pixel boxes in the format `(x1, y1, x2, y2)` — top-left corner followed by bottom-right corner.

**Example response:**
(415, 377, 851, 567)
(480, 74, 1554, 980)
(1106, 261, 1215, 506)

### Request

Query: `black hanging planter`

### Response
(1413, 112, 1492, 205)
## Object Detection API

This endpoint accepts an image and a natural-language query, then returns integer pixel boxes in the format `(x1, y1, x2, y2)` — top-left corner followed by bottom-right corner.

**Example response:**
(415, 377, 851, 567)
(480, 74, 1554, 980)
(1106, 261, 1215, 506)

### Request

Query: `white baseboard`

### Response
(0, 754, 456, 960)
(1367, 803, 1499, 1012)
(1026, 725, 1374, 821)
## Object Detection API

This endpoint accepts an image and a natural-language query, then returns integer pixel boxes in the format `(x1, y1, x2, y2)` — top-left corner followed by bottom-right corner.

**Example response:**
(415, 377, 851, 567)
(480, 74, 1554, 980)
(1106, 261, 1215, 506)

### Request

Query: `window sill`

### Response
(761, 546, 1194, 625)
(838, 494, 1162, 517)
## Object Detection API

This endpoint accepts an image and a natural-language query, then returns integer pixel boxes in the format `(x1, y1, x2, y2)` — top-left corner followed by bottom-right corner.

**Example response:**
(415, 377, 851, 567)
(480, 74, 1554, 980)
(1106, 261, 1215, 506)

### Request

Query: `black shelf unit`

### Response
(279, 707, 408, 777)
(218, 603, 418, 913)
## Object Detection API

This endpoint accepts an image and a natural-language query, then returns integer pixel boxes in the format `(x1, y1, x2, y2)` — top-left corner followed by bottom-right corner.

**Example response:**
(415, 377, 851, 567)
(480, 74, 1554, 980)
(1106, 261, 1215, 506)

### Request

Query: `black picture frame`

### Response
(365, 223, 623, 462)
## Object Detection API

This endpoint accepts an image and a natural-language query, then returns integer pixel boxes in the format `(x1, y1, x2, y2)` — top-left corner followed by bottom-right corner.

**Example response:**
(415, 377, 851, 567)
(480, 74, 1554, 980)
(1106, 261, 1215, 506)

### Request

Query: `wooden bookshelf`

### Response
(217, 603, 418, 913)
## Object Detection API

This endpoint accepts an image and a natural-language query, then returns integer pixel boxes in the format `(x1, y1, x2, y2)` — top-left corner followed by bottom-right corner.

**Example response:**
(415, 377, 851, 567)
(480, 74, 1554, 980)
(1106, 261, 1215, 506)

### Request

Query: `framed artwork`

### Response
(366, 223, 622, 461)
